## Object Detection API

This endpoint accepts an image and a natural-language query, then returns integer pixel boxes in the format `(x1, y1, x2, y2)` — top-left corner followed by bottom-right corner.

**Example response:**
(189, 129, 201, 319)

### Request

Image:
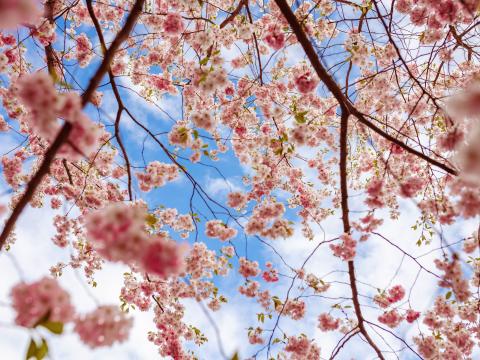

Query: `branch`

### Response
(86, 0, 133, 201)
(0, 123, 72, 250)
(273, 0, 457, 176)
(0, 0, 145, 250)
(274, 1, 385, 357)
(219, 0, 247, 29)
(81, 0, 145, 106)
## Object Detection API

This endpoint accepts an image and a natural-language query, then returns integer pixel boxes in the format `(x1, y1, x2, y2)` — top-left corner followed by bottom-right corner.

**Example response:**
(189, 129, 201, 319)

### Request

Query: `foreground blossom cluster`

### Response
(11, 277, 131, 348)
(74, 305, 133, 348)
(85, 202, 186, 279)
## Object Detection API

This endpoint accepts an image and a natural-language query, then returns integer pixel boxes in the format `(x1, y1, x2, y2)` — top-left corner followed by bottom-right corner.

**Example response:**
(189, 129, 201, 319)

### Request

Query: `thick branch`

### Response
(0, 123, 72, 250)
(274, 1, 385, 357)
(219, 0, 247, 29)
(273, 0, 457, 176)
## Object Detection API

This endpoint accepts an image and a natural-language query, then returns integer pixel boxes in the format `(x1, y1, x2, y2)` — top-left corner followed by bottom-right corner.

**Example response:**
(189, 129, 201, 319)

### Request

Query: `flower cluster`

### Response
(284, 335, 321, 359)
(162, 13, 184, 35)
(434, 257, 471, 302)
(262, 262, 279, 282)
(245, 201, 293, 239)
(373, 285, 405, 308)
(16, 72, 103, 160)
(76, 33, 93, 67)
(294, 71, 318, 94)
(74, 305, 133, 348)
(191, 111, 217, 132)
(0, 0, 41, 29)
(136, 161, 179, 192)
(330, 233, 356, 261)
(317, 313, 340, 331)
(85, 202, 185, 278)
(205, 220, 237, 241)
(227, 191, 249, 210)
(238, 257, 261, 278)
(281, 299, 305, 320)
(395, 0, 478, 42)
(378, 309, 404, 328)
(264, 25, 285, 50)
(11, 277, 75, 328)
(141, 235, 187, 279)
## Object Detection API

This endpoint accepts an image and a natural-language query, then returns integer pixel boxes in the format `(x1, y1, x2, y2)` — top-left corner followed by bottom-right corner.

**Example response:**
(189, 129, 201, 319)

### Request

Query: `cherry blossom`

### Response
(0, 0, 480, 358)
(11, 277, 74, 328)
(74, 305, 133, 348)
(318, 313, 340, 331)
(0, 0, 41, 29)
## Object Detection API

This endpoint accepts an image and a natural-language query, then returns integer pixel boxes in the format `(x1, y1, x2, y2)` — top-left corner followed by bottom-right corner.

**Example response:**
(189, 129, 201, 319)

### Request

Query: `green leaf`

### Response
(145, 213, 158, 228)
(25, 338, 49, 360)
(272, 296, 282, 308)
(36, 339, 48, 360)
(199, 56, 209, 66)
(26, 339, 37, 360)
(294, 111, 308, 124)
(257, 313, 265, 323)
(445, 291, 452, 300)
(39, 321, 64, 335)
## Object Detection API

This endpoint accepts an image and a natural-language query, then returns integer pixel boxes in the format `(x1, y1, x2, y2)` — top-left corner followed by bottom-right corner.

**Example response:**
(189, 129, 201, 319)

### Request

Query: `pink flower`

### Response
(0, 115, 9, 131)
(330, 233, 356, 261)
(11, 277, 75, 328)
(239, 281, 260, 297)
(248, 327, 264, 344)
(74, 305, 132, 348)
(399, 177, 424, 198)
(59, 111, 103, 160)
(387, 285, 405, 303)
(282, 299, 305, 320)
(0, 0, 41, 29)
(205, 220, 237, 241)
(191, 111, 217, 131)
(318, 313, 340, 331)
(374, 285, 405, 308)
(17, 71, 60, 140)
(262, 266, 279, 282)
(239, 257, 261, 278)
(264, 25, 285, 50)
(221, 245, 235, 257)
(227, 191, 248, 209)
(378, 309, 404, 328)
(434, 257, 471, 302)
(294, 71, 318, 94)
(406, 309, 420, 323)
(136, 161, 179, 192)
(85, 202, 149, 263)
(414, 336, 438, 359)
(365, 179, 385, 208)
(163, 13, 184, 35)
(16, 72, 102, 159)
(141, 237, 186, 279)
(395, 0, 413, 13)
(76, 33, 93, 67)
(285, 335, 321, 359)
